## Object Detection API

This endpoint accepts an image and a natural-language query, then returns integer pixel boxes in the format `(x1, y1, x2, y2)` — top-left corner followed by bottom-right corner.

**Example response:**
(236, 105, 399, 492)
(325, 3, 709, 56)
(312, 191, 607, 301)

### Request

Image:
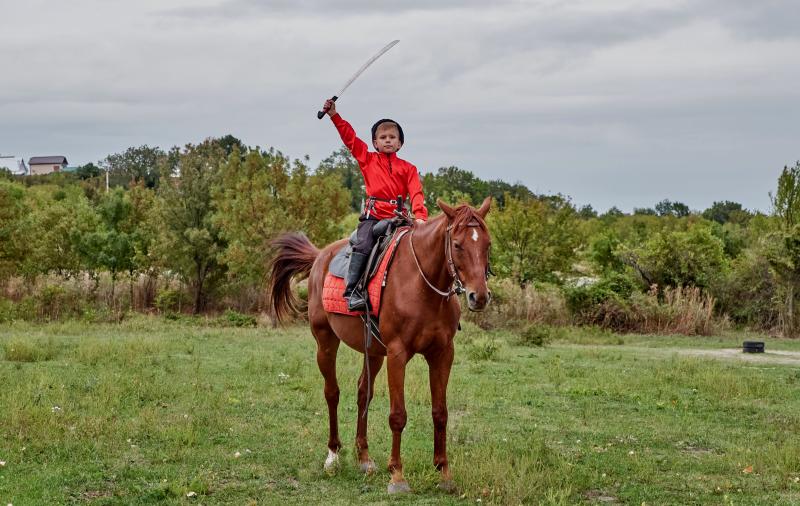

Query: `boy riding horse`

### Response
(322, 99, 428, 311)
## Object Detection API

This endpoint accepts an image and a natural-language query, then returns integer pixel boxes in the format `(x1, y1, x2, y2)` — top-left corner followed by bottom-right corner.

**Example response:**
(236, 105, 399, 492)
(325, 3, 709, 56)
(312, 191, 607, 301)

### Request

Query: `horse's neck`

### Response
(413, 218, 452, 290)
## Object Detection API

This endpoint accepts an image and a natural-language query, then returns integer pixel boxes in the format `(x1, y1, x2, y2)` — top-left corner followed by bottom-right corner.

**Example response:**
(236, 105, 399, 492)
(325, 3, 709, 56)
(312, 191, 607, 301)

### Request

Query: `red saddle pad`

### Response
(322, 229, 408, 317)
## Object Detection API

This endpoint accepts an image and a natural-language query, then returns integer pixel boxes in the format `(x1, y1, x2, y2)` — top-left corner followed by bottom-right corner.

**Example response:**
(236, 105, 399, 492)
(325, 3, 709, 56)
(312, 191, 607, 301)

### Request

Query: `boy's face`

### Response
(372, 124, 402, 154)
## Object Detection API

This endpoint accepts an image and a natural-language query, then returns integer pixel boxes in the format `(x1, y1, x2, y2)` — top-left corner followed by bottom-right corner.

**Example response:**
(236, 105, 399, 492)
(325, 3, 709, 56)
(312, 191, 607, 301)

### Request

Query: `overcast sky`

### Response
(2, 0, 798, 212)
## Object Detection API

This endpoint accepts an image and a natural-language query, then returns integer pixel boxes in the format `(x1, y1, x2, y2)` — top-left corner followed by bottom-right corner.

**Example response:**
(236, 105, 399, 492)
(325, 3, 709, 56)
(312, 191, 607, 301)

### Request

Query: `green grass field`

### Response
(1, 316, 800, 505)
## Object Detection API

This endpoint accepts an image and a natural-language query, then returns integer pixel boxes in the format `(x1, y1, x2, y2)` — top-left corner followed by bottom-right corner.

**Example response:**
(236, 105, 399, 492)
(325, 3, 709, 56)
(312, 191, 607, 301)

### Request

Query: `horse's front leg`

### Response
(355, 353, 384, 474)
(386, 347, 411, 494)
(426, 342, 455, 491)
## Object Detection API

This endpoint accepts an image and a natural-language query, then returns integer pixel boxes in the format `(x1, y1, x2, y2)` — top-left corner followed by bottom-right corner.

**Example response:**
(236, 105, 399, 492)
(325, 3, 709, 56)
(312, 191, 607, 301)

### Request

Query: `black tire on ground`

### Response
(742, 341, 765, 353)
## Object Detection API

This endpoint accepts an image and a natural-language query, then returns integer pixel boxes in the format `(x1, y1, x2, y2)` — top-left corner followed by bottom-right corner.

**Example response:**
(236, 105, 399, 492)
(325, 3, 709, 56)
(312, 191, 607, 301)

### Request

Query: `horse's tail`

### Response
(268, 232, 320, 323)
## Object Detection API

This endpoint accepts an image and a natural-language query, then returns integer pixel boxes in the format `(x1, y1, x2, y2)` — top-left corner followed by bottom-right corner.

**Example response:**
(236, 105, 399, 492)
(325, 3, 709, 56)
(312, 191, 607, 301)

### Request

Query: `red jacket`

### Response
(331, 113, 428, 221)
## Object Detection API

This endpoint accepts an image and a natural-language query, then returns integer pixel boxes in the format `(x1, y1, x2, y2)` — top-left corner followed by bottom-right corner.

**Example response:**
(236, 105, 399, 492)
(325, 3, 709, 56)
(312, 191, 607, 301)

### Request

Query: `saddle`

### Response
(328, 218, 397, 279)
(323, 219, 409, 317)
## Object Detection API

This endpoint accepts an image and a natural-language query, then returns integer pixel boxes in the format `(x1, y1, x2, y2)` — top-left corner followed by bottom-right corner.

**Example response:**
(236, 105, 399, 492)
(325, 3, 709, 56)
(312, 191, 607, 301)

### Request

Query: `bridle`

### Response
(408, 222, 490, 299)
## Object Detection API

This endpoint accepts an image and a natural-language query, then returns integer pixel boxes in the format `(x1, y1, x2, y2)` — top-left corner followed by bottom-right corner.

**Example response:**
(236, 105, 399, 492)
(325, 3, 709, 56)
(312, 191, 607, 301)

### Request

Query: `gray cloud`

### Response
(1, 0, 798, 212)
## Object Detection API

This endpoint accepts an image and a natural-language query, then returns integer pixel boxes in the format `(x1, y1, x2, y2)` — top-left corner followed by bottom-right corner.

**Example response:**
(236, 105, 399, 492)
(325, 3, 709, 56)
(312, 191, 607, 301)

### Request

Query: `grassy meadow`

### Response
(1, 317, 800, 505)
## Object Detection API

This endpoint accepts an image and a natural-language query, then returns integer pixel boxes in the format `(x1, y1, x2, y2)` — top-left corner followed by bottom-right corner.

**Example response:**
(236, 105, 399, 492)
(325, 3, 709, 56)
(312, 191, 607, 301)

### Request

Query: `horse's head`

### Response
(437, 197, 493, 312)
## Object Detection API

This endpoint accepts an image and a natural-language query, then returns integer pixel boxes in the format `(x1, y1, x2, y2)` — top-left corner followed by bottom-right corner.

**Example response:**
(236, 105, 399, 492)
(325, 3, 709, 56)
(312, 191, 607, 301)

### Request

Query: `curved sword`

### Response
(317, 40, 400, 119)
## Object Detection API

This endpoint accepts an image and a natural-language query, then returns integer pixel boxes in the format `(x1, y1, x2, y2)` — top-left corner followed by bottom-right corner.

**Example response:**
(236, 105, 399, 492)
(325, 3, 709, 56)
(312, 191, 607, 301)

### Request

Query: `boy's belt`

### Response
(364, 195, 404, 218)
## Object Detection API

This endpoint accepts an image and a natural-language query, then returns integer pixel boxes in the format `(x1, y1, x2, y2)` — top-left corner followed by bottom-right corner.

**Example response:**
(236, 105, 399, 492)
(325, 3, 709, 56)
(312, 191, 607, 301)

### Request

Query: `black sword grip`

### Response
(317, 96, 338, 119)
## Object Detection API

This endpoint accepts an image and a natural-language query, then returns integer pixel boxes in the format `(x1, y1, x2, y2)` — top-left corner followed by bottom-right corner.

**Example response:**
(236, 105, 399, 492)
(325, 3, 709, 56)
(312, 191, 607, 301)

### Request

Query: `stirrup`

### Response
(347, 291, 368, 312)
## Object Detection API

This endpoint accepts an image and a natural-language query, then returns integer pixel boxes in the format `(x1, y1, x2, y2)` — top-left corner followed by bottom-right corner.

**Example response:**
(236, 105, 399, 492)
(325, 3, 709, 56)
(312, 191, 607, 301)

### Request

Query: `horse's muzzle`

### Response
(467, 290, 491, 312)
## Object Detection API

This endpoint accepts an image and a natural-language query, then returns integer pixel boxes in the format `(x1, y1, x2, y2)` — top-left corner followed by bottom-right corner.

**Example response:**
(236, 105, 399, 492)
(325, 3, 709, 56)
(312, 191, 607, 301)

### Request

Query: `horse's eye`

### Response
(453, 242, 462, 250)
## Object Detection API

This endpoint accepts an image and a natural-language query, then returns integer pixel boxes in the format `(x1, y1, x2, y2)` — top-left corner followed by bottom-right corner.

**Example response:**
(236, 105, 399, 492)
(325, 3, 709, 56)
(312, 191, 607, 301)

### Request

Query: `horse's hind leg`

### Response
(355, 354, 384, 474)
(312, 322, 342, 472)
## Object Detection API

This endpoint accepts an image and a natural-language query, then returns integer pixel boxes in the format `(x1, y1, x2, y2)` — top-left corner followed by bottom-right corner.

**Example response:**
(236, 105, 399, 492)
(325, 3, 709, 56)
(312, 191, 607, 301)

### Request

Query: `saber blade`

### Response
(317, 40, 400, 119)
(335, 39, 399, 97)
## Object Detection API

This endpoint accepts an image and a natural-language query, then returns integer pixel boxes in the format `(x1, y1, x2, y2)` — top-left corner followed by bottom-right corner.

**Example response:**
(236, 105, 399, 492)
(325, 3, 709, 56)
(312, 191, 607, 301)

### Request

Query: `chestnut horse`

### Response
(268, 197, 492, 493)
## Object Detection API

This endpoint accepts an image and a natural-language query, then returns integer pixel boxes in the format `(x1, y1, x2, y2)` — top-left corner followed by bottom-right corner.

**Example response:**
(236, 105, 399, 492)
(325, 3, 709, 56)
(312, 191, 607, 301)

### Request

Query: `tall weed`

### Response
(465, 279, 569, 329)
(570, 283, 724, 336)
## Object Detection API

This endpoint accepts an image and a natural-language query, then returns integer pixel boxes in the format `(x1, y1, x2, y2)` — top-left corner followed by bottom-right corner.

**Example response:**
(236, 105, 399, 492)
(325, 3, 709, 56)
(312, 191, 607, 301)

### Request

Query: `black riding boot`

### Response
(344, 252, 369, 312)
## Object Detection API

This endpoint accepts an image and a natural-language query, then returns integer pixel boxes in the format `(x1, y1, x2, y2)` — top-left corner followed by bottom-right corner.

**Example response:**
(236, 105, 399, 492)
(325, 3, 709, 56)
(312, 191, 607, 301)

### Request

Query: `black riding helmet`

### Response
(371, 119, 404, 145)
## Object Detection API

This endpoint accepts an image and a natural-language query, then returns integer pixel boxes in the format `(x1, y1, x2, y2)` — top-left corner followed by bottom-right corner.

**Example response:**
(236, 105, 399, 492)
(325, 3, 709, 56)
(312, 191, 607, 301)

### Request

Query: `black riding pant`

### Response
(353, 215, 379, 255)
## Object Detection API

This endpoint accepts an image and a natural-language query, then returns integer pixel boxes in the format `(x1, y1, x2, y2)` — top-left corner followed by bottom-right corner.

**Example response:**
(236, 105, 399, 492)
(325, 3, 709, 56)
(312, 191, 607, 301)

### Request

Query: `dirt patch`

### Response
(676, 440, 717, 456)
(560, 344, 800, 366)
(583, 489, 619, 503)
(667, 347, 800, 366)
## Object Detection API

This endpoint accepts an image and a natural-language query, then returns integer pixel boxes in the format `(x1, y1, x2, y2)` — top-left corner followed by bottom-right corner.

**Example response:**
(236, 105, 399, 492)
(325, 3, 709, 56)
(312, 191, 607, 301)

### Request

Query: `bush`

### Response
(464, 279, 569, 329)
(3, 338, 58, 362)
(0, 298, 15, 323)
(579, 285, 722, 336)
(564, 271, 637, 318)
(711, 251, 779, 330)
(517, 324, 566, 347)
(154, 288, 187, 314)
(221, 309, 257, 327)
(635, 225, 728, 289)
(465, 338, 501, 361)
(36, 285, 72, 321)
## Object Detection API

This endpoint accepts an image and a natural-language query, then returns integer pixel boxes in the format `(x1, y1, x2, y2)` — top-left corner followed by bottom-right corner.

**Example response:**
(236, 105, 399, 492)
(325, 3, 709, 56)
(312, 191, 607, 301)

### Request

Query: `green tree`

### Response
(155, 140, 227, 313)
(75, 162, 102, 180)
(0, 181, 29, 283)
(102, 145, 166, 188)
(213, 148, 349, 299)
(213, 147, 296, 292)
(125, 182, 160, 307)
(285, 159, 350, 245)
(578, 204, 597, 219)
(702, 200, 750, 224)
(601, 206, 624, 219)
(75, 189, 136, 300)
(655, 199, 690, 217)
(317, 146, 362, 212)
(22, 185, 100, 280)
(631, 225, 728, 289)
(214, 134, 246, 158)
(767, 161, 800, 336)
(488, 193, 580, 285)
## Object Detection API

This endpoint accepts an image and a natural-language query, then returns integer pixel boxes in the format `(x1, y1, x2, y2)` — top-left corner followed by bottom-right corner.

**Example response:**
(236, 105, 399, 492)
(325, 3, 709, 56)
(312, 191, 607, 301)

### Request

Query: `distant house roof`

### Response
(0, 156, 28, 175)
(29, 156, 68, 165)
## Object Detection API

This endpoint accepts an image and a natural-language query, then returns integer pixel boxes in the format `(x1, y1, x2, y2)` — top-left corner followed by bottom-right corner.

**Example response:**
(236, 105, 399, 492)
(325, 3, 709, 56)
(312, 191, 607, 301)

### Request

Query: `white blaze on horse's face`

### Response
(472, 229, 478, 242)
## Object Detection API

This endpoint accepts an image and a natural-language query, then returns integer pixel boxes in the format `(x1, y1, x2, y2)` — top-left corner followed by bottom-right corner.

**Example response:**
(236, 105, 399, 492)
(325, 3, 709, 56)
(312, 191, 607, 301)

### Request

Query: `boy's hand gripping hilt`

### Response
(317, 96, 338, 120)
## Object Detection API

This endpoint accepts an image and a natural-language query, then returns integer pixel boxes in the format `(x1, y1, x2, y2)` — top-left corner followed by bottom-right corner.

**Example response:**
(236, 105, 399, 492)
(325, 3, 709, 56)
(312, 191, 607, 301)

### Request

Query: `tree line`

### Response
(1, 138, 799, 336)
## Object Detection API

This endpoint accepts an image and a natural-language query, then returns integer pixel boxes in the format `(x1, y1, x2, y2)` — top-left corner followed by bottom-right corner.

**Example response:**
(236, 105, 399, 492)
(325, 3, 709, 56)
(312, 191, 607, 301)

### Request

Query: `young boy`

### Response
(322, 98, 428, 311)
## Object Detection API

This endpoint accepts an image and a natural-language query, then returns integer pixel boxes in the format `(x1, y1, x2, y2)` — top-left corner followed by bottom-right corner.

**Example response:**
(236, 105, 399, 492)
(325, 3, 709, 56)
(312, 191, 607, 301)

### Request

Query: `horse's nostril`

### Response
(468, 292, 477, 305)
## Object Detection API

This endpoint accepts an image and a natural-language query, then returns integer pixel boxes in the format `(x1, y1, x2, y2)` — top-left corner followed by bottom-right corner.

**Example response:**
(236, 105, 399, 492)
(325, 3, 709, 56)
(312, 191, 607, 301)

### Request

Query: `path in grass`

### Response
(559, 343, 800, 366)
(1, 317, 799, 505)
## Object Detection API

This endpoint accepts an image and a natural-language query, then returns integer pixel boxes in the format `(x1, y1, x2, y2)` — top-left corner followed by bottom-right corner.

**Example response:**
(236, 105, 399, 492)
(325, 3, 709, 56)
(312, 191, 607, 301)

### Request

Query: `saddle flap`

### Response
(323, 228, 409, 317)
(328, 244, 352, 279)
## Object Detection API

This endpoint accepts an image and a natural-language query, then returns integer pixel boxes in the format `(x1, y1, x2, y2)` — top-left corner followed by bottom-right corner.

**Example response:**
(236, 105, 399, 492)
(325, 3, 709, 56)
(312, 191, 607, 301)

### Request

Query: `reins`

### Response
(408, 224, 466, 298)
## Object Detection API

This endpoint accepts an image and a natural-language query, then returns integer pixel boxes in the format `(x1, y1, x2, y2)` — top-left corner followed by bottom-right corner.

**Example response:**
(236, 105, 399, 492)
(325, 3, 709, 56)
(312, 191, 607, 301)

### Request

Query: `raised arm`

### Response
(323, 99, 369, 167)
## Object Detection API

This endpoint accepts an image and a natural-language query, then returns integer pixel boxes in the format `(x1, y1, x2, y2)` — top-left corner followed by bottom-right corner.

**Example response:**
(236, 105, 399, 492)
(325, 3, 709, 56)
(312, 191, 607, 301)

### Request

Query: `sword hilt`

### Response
(317, 96, 338, 119)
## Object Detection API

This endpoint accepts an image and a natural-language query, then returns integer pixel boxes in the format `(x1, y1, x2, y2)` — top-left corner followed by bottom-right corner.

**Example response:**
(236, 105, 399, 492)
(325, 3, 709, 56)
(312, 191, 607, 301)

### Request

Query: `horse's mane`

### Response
(447, 203, 488, 231)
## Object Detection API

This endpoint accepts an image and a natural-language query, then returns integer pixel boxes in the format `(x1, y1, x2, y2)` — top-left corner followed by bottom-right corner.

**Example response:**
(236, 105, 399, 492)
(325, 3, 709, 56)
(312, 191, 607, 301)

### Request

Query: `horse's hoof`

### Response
(438, 480, 457, 493)
(387, 480, 411, 494)
(323, 450, 339, 474)
(360, 459, 377, 474)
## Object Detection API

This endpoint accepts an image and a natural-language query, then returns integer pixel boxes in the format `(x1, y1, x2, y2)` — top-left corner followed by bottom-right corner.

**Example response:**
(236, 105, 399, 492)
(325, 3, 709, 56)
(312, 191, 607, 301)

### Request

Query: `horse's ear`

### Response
(476, 196, 491, 219)
(437, 198, 455, 219)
